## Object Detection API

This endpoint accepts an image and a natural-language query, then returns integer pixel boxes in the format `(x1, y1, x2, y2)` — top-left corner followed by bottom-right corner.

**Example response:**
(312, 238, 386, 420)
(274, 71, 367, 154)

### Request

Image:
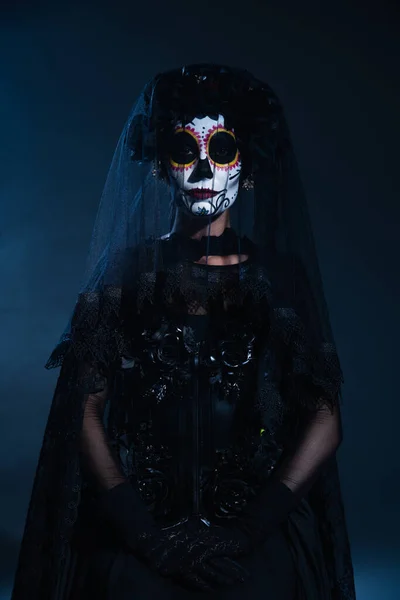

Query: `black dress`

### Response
(11, 244, 355, 600)
(76, 251, 351, 599)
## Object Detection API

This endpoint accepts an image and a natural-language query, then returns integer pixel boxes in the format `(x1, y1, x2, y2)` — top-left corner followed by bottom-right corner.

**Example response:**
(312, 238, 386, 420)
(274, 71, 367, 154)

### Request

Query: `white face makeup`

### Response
(168, 115, 242, 217)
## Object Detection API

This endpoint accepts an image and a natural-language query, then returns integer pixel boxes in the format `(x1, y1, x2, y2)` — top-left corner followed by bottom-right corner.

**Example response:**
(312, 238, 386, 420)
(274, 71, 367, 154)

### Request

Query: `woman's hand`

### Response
(137, 518, 251, 583)
(177, 556, 249, 592)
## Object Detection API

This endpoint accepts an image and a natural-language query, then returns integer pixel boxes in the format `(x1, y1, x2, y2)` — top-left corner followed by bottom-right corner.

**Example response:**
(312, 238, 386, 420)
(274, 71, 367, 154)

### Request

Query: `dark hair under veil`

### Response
(11, 65, 355, 600)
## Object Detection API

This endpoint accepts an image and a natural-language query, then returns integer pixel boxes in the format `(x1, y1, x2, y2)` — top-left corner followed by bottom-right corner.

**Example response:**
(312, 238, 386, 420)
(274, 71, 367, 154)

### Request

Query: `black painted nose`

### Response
(188, 158, 213, 183)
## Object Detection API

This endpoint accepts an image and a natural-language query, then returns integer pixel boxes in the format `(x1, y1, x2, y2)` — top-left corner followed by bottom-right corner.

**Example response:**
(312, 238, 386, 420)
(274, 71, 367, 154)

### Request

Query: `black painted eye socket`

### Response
(208, 132, 238, 165)
(170, 131, 199, 165)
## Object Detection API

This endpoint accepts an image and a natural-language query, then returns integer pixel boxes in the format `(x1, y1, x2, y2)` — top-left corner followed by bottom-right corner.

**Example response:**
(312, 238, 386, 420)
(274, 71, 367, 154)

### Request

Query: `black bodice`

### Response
(108, 259, 284, 528)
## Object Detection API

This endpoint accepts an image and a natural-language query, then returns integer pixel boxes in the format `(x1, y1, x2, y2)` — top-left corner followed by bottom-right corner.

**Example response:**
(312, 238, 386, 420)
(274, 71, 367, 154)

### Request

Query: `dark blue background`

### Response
(0, 1, 399, 597)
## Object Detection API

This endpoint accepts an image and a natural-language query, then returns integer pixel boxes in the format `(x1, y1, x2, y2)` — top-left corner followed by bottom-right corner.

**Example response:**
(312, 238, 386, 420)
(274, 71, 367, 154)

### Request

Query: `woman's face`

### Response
(168, 114, 242, 217)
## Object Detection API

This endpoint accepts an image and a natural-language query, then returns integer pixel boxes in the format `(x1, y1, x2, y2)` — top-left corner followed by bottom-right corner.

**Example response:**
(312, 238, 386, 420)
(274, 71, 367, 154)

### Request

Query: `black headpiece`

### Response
(127, 64, 286, 181)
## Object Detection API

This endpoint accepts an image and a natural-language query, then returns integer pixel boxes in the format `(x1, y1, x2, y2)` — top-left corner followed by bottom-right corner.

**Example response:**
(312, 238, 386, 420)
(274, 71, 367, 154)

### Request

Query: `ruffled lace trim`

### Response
(271, 308, 343, 412)
(45, 286, 125, 371)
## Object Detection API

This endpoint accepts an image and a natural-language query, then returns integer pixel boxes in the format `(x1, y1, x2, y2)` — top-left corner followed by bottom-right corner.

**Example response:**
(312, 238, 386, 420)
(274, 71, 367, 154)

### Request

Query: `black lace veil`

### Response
(12, 65, 353, 600)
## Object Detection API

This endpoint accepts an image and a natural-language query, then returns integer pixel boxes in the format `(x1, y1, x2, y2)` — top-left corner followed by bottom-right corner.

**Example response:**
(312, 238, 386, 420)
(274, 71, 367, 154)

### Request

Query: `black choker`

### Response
(162, 228, 255, 262)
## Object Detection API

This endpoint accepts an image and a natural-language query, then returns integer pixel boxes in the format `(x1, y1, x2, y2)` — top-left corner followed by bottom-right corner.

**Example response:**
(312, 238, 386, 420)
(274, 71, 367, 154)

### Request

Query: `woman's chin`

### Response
(187, 199, 215, 217)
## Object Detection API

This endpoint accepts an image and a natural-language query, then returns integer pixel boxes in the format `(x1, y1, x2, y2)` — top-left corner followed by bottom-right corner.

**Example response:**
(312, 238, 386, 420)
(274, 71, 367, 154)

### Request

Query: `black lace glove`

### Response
(96, 480, 160, 551)
(178, 557, 249, 592)
(153, 480, 297, 577)
(96, 481, 249, 590)
(235, 479, 298, 547)
(160, 482, 296, 578)
(138, 518, 250, 577)
(173, 478, 297, 585)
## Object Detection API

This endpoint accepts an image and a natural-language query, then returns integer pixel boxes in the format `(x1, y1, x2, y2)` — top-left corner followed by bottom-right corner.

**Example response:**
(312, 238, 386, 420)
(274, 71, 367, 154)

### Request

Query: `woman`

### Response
(11, 64, 356, 599)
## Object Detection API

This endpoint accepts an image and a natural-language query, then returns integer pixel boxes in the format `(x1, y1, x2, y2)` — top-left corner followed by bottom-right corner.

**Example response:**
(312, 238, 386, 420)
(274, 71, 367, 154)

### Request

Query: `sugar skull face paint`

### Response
(168, 115, 242, 217)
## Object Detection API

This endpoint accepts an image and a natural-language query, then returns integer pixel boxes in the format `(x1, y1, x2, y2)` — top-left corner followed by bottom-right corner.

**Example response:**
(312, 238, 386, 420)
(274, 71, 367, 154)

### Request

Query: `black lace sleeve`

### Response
(80, 374, 127, 492)
(275, 403, 342, 497)
(271, 307, 343, 414)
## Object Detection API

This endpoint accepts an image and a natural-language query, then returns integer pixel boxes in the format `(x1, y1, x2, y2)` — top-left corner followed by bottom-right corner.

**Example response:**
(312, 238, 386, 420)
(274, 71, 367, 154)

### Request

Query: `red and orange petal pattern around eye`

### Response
(169, 126, 199, 171)
(204, 125, 240, 170)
